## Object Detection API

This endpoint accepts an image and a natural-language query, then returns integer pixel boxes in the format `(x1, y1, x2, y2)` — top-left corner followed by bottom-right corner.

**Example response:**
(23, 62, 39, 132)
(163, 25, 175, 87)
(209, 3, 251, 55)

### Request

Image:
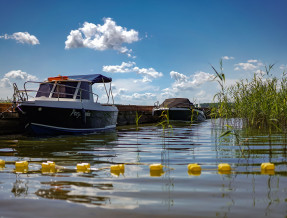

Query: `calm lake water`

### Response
(0, 119, 286, 217)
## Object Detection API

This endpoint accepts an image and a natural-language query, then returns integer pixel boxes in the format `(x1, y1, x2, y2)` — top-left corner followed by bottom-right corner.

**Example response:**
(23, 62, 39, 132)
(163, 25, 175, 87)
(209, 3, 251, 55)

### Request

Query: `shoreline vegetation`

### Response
(2, 60, 287, 132)
(211, 60, 287, 131)
(0, 98, 12, 103)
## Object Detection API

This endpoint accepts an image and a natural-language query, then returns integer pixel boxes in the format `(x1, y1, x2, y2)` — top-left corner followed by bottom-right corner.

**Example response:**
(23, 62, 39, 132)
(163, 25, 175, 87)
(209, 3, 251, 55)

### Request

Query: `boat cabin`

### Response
(14, 74, 114, 104)
(35, 80, 92, 100)
(19, 74, 115, 103)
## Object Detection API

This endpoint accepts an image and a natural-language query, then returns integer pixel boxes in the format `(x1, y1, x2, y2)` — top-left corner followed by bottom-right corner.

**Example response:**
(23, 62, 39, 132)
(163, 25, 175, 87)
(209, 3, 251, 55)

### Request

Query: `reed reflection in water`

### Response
(0, 119, 286, 217)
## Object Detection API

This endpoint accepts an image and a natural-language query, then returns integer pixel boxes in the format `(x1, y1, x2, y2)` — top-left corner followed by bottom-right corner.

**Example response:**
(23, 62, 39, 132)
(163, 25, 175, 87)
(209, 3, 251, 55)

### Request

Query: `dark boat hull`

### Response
(18, 105, 118, 135)
(153, 108, 206, 122)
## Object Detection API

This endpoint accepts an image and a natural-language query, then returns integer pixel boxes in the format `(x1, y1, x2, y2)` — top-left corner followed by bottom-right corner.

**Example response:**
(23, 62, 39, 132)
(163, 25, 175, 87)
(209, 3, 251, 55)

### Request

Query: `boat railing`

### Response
(102, 78, 114, 105)
(13, 81, 99, 103)
(154, 101, 160, 108)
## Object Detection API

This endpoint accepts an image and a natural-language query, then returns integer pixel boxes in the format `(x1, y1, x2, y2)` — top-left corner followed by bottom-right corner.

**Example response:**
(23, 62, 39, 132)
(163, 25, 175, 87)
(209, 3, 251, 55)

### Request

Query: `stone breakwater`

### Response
(115, 105, 158, 126)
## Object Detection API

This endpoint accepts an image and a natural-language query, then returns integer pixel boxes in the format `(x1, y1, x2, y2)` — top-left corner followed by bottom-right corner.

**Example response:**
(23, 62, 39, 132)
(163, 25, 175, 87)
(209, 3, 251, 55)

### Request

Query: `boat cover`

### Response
(68, 74, 112, 84)
(160, 98, 194, 108)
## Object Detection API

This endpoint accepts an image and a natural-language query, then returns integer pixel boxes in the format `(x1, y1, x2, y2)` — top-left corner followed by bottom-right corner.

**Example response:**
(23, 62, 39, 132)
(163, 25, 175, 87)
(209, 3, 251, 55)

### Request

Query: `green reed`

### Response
(220, 124, 251, 159)
(211, 60, 233, 119)
(157, 110, 173, 134)
(190, 108, 194, 125)
(212, 62, 287, 130)
(135, 111, 142, 130)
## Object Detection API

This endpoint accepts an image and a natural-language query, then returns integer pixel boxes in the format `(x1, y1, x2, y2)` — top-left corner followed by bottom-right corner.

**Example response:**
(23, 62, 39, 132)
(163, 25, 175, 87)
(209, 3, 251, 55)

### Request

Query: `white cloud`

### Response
(65, 18, 139, 57)
(102, 62, 136, 73)
(279, 64, 287, 70)
(0, 70, 39, 99)
(4, 70, 38, 81)
(133, 66, 163, 79)
(134, 76, 152, 83)
(118, 88, 128, 95)
(196, 90, 206, 98)
(222, 56, 234, 60)
(160, 87, 177, 99)
(102, 61, 163, 82)
(117, 92, 157, 105)
(0, 78, 11, 88)
(225, 78, 240, 87)
(192, 71, 215, 86)
(65, 30, 83, 48)
(112, 78, 159, 94)
(234, 60, 263, 71)
(170, 71, 188, 82)
(0, 70, 38, 89)
(99, 68, 216, 105)
(0, 32, 39, 45)
(121, 92, 156, 101)
(170, 71, 214, 91)
(247, 59, 258, 63)
(234, 63, 257, 71)
(95, 77, 160, 105)
(101, 67, 214, 105)
(254, 69, 265, 76)
(155, 70, 215, 103)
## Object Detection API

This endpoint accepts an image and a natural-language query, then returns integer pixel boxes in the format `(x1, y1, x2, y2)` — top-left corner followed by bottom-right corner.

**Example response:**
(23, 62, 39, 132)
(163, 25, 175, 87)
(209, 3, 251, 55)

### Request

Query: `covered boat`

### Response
(152, 98, 206, 122)
(13, 74, 118, 135)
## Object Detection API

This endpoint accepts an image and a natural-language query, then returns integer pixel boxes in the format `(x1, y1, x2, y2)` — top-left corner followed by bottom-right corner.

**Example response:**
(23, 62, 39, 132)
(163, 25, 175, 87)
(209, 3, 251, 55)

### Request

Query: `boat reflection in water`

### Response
(14, 74, 118, 135)
(12, 131, 118, 160)
(35, 181, 112, 206)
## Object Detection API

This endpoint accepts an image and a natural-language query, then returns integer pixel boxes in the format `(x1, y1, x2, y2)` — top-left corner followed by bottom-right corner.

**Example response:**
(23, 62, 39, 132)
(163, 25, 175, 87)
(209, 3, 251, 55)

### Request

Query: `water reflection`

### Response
(0, 119, 286, 216)
(212, 119, 287, 173)
(35, 181, 112, 206)
(1, 132, 118, 165)
(11, 176, 29, 197)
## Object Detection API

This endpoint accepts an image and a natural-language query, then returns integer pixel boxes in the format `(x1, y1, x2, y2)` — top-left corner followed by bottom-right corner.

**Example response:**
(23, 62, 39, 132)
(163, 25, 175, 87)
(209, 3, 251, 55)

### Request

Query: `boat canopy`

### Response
(160, 98, 194, 108)
(67, 74, 112, 84)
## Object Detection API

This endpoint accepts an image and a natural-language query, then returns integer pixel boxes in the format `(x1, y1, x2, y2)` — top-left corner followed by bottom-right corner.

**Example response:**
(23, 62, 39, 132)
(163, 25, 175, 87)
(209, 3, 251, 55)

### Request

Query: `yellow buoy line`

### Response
(0, 159, 277, 176)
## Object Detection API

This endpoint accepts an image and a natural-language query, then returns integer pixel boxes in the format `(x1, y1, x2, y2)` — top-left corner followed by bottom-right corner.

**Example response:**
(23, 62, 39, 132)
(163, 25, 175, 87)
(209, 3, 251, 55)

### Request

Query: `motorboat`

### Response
(152, 98, 206, 122)
(13, 74, 118, 135)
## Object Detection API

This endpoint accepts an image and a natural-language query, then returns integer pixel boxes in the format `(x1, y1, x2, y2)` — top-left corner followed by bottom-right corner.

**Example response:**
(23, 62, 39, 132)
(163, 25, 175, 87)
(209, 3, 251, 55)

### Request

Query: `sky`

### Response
(1, 0, 287, 105)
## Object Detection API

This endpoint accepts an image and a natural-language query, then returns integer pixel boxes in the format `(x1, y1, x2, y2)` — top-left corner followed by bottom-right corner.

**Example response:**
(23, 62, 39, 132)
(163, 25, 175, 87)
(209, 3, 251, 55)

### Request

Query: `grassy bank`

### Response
(212, 61, 287, 130)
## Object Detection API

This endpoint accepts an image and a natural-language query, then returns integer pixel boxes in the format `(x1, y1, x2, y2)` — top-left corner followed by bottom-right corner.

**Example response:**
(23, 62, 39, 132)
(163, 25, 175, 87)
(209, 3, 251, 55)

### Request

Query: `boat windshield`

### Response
(51, 82, 78, 98)
(76, 82, 90, 100)
(35, 81, 90, 99)
(36, 83, 54, 98)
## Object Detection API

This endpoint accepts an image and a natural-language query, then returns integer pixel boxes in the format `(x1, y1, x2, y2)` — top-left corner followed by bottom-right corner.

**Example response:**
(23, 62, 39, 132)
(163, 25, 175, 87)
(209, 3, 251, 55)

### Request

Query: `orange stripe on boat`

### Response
(48, 76, 69, 81)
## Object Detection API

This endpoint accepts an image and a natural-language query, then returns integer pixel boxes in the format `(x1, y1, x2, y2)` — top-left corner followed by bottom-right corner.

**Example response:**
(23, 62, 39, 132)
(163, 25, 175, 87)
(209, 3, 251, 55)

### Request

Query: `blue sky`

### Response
(1, 0, 287, 105)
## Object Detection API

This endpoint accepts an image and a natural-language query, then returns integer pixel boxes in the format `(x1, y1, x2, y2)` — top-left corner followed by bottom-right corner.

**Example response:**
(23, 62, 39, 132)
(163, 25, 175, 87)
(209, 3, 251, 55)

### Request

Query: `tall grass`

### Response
(0, 97, 13, 103)
(157, 110, 173, 134)
(212, 62, 287, 130)
(135, 111, 142, 130)
(211, 60, 231, 118)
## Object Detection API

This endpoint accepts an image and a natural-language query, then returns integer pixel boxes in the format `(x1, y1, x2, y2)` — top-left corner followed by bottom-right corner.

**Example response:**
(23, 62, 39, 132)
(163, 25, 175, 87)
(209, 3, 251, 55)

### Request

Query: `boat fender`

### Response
(81, 108, 86, 124)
